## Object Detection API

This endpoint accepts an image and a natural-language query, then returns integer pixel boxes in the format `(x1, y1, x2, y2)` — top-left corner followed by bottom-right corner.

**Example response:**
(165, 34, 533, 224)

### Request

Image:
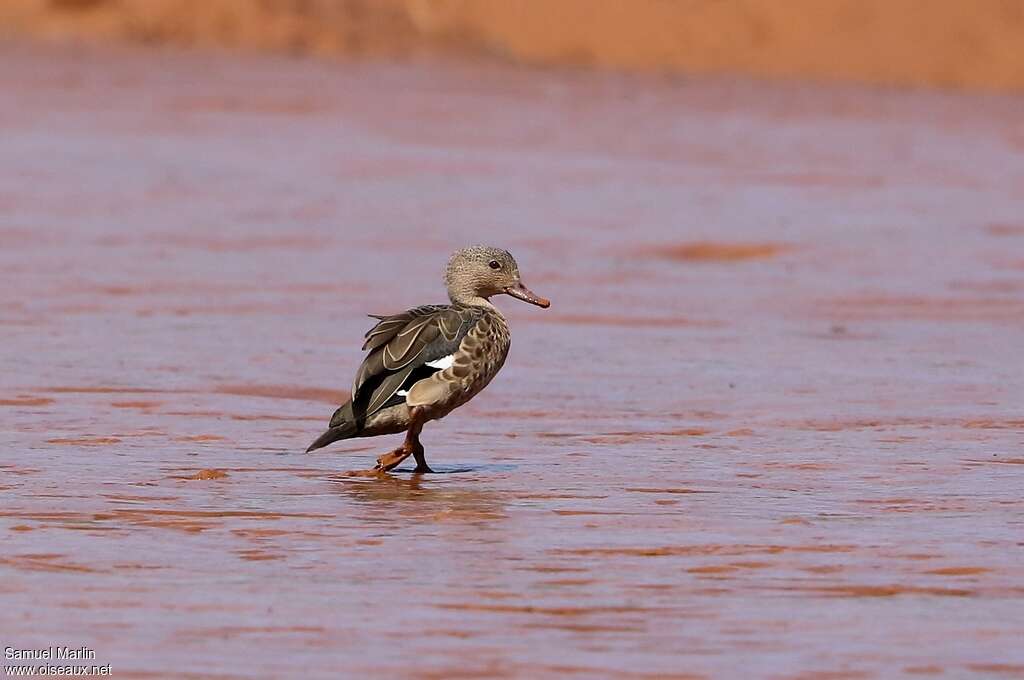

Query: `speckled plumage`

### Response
(306, 246, 548, 473)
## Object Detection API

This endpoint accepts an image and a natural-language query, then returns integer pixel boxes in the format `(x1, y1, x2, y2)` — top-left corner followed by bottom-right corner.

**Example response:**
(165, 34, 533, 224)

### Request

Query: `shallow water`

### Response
(2, 44, 1024, 679)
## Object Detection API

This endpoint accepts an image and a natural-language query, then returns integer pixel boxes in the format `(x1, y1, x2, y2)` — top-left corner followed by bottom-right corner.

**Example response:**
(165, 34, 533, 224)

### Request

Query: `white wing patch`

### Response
(425, 354, 455, 370)
(396, 355, 454, 401)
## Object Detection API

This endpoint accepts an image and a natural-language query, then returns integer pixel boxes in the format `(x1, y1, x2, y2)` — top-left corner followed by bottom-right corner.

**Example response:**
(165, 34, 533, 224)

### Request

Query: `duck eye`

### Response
(488, 260, 501, 269)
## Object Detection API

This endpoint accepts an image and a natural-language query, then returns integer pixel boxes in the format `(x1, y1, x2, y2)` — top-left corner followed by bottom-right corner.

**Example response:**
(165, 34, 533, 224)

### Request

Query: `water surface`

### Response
(2, 44, 1023, 678)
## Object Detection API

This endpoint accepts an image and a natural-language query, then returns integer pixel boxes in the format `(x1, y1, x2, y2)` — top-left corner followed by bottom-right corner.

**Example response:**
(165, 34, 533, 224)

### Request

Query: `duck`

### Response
(306, 245, 550, 474)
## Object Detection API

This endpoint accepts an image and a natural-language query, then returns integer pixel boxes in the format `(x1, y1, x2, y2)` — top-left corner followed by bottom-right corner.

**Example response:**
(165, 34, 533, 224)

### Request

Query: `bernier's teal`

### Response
(307, 245, 550, 473)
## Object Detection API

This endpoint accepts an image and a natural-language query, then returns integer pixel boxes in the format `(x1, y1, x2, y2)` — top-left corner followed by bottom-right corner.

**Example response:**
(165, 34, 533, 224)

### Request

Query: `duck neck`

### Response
(450, 294, 496, 310)
(448, 287, 498, 310)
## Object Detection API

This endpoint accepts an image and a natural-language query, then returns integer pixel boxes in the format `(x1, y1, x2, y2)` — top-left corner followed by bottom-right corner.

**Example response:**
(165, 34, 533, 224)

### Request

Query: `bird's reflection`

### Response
(328, 466, 509, 525)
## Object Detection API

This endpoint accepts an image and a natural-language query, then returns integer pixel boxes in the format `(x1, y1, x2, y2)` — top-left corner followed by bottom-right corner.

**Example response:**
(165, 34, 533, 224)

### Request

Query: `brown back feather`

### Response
(350, 304, 482, 424)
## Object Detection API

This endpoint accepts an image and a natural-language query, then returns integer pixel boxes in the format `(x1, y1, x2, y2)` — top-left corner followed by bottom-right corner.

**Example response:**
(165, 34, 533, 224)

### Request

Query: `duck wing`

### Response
(340, 304, 483, 427)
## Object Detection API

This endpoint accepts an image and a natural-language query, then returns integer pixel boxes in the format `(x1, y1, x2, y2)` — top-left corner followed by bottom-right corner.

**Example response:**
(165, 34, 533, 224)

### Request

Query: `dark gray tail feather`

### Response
(306, 421, 358, 453)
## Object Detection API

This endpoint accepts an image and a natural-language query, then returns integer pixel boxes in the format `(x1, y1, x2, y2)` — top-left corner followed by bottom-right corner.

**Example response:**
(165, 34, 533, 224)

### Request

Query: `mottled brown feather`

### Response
(349, 304, 485, 425)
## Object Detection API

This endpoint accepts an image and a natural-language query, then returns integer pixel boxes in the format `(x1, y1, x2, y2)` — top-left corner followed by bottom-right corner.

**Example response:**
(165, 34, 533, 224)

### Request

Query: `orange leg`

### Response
(346, 407, 432, 475)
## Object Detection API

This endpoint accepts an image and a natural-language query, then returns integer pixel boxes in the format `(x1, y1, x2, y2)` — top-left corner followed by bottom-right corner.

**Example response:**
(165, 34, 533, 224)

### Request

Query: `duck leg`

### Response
(410, 428, 434, 474)
(373, 407, 433, 474)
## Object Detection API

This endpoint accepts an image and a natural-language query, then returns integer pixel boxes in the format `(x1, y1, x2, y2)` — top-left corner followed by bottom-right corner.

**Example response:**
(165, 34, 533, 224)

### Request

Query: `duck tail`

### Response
(306, 422, 358, 452)
(306, 402, 359, 453)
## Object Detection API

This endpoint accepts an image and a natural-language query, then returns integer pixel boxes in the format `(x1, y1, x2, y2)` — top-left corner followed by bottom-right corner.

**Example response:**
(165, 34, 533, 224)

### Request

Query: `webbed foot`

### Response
(339, 444, 414, 477)
(374, 445, 414, 472)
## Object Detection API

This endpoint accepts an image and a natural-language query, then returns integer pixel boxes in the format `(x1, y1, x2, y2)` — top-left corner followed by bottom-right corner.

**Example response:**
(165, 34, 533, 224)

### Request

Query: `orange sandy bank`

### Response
(3, 0, 1024, 91)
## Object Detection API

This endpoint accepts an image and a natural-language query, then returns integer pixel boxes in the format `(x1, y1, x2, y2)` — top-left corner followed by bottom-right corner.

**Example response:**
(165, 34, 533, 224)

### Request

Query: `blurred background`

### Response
(4, 0, 1024, 90)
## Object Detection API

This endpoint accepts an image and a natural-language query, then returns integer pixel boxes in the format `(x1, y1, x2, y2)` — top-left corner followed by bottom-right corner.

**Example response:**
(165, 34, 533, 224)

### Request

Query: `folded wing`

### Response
(341, 304, 482, 427)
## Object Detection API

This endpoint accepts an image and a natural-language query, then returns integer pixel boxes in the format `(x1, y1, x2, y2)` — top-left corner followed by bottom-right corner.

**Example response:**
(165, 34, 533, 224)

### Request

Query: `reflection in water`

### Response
(330, 473, 508, 525)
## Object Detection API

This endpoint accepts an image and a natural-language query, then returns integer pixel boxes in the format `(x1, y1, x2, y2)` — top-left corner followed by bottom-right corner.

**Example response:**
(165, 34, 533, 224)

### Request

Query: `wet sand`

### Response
(2, 44, 1024, 678)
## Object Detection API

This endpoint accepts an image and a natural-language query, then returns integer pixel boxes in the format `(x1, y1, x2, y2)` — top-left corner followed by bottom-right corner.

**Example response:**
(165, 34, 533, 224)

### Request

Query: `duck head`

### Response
(444, 245, 550, 308)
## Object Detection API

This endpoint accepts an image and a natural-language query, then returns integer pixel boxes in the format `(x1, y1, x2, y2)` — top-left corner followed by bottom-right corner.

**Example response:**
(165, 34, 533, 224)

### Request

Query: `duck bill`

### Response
(505, 282, 550, 308)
